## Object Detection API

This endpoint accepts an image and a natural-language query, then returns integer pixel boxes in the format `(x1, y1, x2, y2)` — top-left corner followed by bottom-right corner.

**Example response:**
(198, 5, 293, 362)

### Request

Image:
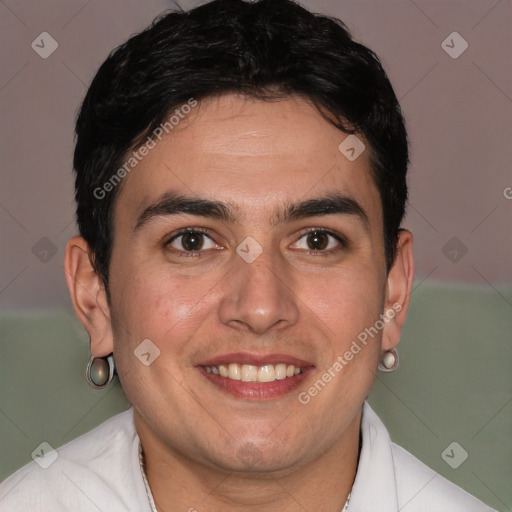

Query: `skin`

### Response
(65, 94, 414, 511)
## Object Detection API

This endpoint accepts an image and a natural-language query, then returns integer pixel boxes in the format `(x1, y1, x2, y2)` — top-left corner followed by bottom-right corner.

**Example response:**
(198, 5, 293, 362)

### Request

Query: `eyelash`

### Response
(164, 227, 348, 257)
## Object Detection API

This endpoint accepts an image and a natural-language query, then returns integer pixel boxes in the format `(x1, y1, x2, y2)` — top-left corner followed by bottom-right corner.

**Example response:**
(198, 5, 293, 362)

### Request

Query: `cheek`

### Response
(304, 265, 385, 348)
(297, 269, 384, 431)
(108, 273, 200, 407)
(109, 265, 220, 361)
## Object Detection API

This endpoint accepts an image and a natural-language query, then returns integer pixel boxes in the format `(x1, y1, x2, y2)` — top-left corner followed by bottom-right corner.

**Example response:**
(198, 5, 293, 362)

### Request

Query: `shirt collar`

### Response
(349, 402, 399, 511)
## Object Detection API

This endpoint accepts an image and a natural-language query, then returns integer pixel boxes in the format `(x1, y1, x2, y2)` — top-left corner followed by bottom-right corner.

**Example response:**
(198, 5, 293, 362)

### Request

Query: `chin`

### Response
(204, 437, 307, 474)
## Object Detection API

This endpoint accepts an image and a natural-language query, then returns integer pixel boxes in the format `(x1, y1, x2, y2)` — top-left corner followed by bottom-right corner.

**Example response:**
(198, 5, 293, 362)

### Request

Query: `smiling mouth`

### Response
(197, 354, 313, 400)
(202, 363, 303, 383)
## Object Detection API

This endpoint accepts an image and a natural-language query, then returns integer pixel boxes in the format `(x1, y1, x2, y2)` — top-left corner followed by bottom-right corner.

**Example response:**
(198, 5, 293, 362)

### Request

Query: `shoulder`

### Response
(390, 441, 496, 511)
(0, 408, 147, 512)
(355, 403, 497, 511)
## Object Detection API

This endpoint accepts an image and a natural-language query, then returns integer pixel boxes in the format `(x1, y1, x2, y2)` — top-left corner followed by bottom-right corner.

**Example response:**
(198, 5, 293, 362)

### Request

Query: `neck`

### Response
(137, 411, 362, 512)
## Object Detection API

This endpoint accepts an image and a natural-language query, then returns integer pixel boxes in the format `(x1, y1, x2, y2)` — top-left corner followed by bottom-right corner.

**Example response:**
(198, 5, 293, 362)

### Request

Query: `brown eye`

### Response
(181, 232, 204, 251)
(168, 230, 218, 252)
(291, 229, 346, 252)
(306, 231, 329, 250)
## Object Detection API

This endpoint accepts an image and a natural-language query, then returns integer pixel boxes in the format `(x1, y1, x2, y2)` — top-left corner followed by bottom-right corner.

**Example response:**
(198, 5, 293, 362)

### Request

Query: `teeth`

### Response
(203, 363, 303, 383)
(241, 365, 258, 382)
(258, 365, 275, 382)
(275, 363, 287, 380)
(228, 363, 241, 380)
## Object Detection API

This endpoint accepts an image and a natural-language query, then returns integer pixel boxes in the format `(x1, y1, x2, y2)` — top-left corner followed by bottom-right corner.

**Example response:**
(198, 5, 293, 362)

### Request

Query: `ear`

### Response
(63, 236, 114, 358)
(381, 229, 414, 352)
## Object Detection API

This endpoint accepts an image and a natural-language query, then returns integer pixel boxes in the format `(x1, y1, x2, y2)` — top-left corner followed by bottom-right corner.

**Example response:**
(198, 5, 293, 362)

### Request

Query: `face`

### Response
(100, 94, 403, 473)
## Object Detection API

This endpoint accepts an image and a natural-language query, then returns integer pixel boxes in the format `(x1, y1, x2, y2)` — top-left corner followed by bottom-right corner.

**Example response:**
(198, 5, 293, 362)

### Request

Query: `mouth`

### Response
(196, 353, 314, 400)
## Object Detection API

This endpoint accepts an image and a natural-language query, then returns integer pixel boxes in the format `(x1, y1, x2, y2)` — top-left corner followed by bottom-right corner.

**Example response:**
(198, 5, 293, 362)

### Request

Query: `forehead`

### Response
(115, 94, 381, 225)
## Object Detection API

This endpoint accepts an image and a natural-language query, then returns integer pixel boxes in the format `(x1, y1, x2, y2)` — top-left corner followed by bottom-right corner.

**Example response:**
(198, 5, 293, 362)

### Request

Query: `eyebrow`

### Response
(134, 191, 369, 232)
(134, 193, 237, 231)
(275, 194, 369, 228)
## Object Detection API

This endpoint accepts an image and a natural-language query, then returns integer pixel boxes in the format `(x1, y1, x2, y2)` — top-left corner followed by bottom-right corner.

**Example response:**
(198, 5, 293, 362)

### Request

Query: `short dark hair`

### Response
(73, 0, 408, 291)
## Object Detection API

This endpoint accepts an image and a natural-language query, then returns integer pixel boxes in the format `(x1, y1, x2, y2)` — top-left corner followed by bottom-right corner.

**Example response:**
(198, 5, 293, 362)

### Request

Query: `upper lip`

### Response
(198, 352, 314, 368)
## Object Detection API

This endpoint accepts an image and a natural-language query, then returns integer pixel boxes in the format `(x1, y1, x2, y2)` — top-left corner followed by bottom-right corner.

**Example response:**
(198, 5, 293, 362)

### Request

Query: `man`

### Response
(0, 0, 497, 510)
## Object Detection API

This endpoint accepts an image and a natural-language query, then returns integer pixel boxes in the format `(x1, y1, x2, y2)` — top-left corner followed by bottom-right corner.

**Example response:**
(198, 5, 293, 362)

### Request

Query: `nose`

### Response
(218, 248, 300, 335)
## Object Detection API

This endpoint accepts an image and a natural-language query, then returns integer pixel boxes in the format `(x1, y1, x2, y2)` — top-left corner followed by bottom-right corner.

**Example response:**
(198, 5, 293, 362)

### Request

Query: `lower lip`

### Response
(197, 367, 313, 400)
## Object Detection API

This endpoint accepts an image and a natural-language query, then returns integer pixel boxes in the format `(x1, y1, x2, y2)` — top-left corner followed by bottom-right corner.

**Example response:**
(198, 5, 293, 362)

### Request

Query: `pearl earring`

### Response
(378, 348, 399, 373)
(86, 354, 115, 389)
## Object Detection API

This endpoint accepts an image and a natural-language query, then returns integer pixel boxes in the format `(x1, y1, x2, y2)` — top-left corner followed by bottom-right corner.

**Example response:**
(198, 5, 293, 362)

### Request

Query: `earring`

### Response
(378, 348, 399, 373)
(86, 354, 115, 389)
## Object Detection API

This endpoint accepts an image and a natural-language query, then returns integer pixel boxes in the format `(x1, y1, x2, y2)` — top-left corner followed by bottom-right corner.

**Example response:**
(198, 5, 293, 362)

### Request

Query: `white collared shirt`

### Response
(351, 404, 496, 511)
(0, 403, 497, 511)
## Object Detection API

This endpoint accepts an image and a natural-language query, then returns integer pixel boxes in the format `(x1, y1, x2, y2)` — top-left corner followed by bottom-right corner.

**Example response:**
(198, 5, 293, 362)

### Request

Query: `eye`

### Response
(167, 229, 220, 253)
(291, 229, 346, 252)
